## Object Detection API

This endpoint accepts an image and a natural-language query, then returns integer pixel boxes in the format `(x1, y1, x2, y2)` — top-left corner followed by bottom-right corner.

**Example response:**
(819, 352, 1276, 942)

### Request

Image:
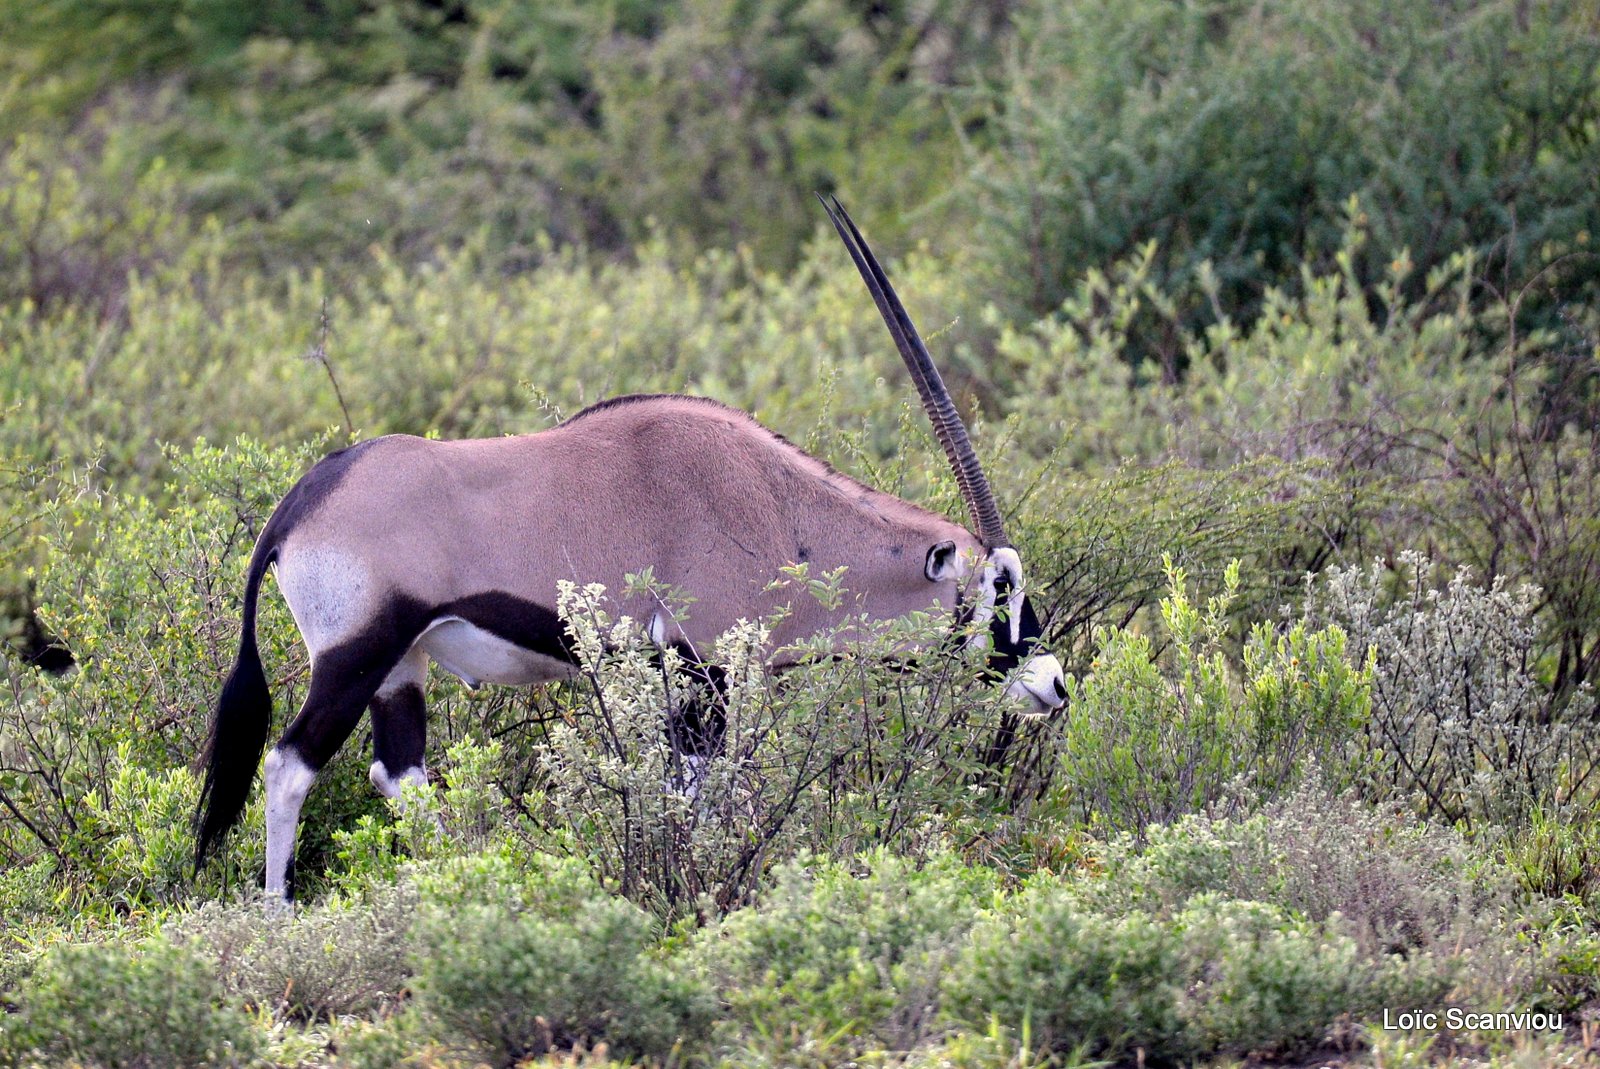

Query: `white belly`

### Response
(417, 616, 577, 687)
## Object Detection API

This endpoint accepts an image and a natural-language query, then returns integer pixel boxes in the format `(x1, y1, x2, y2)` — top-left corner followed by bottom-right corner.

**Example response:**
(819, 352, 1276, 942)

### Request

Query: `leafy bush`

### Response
(69, 754, 214, 909)
(329, 736, 513, 898)
(946, 855, 1444, 1062)
(1054, 559, 1370, 834)
(1170, 895, 1403, 1056)
(408, 850, 713, 1066)
(693, 849, 994, 1061)
(328, 1013, 436, 1069)
(7, 933, 259, 1069)
(1078, 777, 1514, 981)
(944, 884, 1185, 1061)
(529, 574, 1024, 915)
(973, 0, 1600, 331)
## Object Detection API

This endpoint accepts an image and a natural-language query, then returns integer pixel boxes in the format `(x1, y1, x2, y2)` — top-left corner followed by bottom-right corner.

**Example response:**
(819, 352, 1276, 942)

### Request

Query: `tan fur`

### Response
(282, 395, 981, 660)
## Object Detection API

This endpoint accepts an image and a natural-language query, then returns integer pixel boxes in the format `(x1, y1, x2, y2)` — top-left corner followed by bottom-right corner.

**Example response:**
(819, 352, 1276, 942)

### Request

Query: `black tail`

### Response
(193, 540, 277, 871)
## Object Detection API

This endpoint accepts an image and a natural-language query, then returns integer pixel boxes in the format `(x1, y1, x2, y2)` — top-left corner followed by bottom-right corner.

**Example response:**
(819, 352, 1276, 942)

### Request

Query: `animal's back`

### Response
(270, 394, 971, 645)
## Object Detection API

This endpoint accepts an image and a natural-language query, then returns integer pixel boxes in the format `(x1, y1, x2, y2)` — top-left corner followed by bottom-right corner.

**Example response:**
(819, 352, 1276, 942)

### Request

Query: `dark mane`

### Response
(560, 393, 952, 524)
(560, 392, 746, 426)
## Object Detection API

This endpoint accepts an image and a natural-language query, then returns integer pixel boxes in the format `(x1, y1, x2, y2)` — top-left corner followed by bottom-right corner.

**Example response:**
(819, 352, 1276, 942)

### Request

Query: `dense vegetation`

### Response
(3, 0, 1600, 1065)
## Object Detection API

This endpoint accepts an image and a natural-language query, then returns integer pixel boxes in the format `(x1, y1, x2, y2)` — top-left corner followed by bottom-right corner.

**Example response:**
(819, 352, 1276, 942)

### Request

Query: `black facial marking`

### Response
(985, 585, 1045, 678)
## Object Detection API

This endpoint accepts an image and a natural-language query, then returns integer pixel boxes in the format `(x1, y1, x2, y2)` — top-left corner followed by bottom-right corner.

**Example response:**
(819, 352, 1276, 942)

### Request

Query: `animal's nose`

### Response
(1051, 676, 1067, 704)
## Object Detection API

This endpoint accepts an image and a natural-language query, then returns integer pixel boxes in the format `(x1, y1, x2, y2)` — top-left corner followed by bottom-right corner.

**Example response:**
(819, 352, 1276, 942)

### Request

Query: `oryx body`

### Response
(195, 199, 1066, 898)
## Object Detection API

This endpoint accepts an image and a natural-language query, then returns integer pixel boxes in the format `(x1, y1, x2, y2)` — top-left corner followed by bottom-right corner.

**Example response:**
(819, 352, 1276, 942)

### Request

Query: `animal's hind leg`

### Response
(265, 643, 401, 899)
(369, 644, 430, 800)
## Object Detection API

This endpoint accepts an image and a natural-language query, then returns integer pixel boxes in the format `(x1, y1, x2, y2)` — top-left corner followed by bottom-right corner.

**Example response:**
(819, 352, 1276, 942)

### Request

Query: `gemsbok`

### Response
(194, 196, 1067, 898)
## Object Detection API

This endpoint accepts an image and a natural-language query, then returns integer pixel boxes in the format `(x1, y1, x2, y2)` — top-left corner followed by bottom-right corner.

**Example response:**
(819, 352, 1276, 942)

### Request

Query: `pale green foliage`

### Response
(1074, 777, 1516, 990)
(409, 850, 713, 1066)
(945, 789, 1498, 1063)
(326, 1015, 432, 1069)
(177, 882, 416, 1021)
(1056, 559, 1370, 832)
(0, 133, 194, 313)
(329, 736, 516, 896)
(73, 751, 218, 908)
(1301, 552, 1600, 826)
(692, 849, 996, 1061)
(945, 886, 1185, 1059)
(996, 223, 1489, 468)
(1171, 895, 1392, 1055)
(6, 933, 260, 1069)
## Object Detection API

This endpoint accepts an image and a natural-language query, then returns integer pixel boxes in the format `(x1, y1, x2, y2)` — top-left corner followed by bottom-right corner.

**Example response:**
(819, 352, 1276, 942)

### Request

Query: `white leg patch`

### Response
(369, 761, 427, 800)
(263, 748, 317, 900)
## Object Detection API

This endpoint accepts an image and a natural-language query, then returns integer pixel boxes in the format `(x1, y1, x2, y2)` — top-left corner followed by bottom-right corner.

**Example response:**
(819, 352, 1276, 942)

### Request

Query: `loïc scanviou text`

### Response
(1382, 1008, 1563, 1032)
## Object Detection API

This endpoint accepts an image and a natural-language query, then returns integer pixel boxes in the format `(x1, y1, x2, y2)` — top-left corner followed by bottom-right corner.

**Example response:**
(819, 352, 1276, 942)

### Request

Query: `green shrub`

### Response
(408, 850, 713, 1066)
(329, 1013, 435, 1069)
(71, 752, 210, 908)
(328, 736, 514, 898)
(973, 0, 1600, 332)
(1503, 807, 1600, 906)
(1065, 776, 1536, 1013)
(8, 933, 259, 1069)
(945, 778, 1551, 1061)
(1170, 895, 1400, 1056)
(945, 878, 1437, 1063)
(694, 849, 995, 1060)
(1054, 559, 1370, 834)
(944, 884, 1185, 1061)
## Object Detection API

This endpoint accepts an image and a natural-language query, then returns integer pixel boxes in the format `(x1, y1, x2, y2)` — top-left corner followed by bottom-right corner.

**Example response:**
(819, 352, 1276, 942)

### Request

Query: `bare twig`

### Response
(304, 299, 354, 438)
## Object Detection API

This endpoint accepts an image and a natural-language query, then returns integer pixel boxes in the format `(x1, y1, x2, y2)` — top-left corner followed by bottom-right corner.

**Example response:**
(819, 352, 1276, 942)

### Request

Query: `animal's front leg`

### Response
(665, 653, 728, 801)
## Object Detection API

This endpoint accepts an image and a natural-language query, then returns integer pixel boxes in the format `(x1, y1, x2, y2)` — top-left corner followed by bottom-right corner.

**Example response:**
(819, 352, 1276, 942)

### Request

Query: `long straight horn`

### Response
(819, 194, 1010, 549)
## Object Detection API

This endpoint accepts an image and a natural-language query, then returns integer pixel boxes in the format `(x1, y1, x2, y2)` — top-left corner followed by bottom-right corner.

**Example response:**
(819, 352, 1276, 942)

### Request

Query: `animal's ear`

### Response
(924, 540, 960, 581)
